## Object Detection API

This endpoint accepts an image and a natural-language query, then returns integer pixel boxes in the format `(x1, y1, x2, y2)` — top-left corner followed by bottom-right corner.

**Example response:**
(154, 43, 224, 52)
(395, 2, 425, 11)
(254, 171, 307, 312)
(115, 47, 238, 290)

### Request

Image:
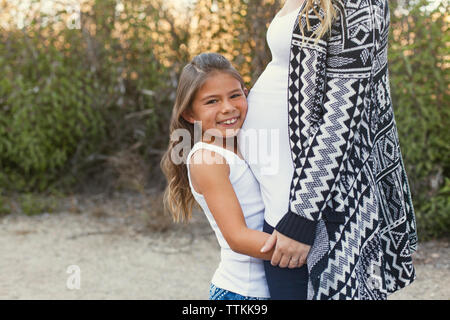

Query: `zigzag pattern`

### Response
(316, 169, 378, 299)
(290, 78, 356, 220)
(299, 49, 319, 146)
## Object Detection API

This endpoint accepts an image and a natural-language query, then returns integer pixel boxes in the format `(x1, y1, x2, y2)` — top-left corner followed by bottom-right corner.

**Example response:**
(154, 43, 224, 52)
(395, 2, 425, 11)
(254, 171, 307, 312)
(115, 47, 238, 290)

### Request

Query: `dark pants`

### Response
(263, 220, 309, 300)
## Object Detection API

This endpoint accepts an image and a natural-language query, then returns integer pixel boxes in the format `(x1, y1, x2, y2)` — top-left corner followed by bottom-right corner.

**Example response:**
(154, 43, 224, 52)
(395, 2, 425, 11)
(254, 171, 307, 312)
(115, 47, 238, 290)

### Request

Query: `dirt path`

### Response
(1, 208, 448, 300)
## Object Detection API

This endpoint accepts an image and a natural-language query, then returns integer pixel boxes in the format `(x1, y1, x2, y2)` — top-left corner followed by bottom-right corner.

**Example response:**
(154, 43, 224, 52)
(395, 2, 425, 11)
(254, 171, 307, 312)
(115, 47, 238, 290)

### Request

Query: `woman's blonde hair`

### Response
(161, 53, 245, 223)
(299, 0, 339, 45)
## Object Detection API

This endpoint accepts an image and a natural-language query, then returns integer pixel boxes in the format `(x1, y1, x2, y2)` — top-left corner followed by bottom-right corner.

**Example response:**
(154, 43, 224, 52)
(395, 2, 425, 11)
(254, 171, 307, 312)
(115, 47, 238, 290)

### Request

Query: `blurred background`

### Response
(0, 0, 448, 241)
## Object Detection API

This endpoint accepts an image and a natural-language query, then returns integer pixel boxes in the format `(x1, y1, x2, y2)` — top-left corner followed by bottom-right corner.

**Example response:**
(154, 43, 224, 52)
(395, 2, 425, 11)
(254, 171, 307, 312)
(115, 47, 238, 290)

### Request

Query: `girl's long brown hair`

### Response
(299, 0, 339, 45)
(161, 53, 245, 223)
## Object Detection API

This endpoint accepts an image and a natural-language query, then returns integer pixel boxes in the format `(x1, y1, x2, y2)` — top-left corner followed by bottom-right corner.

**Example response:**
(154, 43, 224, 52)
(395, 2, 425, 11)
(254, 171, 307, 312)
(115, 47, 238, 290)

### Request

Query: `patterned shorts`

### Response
(209, 283, 270, 300)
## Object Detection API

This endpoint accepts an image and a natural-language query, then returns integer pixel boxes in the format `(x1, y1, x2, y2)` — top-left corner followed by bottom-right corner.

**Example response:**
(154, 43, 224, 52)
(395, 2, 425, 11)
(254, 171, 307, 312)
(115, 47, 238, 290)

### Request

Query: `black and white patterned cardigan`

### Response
(274, 0, 418, 299)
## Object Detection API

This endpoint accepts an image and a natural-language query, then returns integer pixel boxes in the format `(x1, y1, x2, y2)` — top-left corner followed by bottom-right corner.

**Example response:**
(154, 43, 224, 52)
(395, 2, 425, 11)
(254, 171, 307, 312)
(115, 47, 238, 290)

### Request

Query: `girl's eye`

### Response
(231, 93, 242, 99)
(206, 99, 218, 105)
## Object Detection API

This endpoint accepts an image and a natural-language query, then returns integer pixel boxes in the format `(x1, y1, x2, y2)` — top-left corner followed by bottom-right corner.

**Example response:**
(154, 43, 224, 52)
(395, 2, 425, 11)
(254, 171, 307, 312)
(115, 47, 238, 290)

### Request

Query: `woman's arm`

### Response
(189, 148, 274, 260)
(276, 0, 376, 245)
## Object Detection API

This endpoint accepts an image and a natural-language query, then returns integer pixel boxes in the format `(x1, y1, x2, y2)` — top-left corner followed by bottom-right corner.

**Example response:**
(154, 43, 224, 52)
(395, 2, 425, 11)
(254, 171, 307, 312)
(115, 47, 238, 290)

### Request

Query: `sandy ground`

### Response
(0, 206, 449, 300)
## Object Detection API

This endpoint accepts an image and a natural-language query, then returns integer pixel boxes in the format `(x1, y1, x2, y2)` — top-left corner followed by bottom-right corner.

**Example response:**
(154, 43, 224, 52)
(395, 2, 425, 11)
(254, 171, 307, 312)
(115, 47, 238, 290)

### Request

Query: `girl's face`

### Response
(183, 71, 248, 141)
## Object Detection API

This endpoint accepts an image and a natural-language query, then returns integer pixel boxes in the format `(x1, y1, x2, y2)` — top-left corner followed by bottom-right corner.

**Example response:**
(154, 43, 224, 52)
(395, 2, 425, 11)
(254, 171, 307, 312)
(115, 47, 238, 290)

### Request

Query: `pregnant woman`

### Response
(239, 0, 418, 299)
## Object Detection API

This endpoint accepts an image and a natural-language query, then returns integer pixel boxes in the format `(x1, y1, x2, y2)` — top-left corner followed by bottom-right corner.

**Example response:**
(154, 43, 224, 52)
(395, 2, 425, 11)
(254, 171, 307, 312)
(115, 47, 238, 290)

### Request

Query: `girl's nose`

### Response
(221, 99, 236, 113)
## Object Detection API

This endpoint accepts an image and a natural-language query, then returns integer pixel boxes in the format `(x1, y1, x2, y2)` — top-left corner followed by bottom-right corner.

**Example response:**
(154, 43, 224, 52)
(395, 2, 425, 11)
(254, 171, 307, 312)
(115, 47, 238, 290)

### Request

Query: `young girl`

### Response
(161, 52, 275, 300)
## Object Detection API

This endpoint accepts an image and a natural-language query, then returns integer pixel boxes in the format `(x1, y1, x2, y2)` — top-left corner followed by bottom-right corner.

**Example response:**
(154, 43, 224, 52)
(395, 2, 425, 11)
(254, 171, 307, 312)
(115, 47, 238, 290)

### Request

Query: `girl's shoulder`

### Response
(188, 142, 244, 167)
(187, 142, 250, 195)
(191, 141, 245, 164)
(187, 143, 231, 181)
(187, 142, 229, 167)
(187, 143, 231, 195)
(187, 142, 248, 185)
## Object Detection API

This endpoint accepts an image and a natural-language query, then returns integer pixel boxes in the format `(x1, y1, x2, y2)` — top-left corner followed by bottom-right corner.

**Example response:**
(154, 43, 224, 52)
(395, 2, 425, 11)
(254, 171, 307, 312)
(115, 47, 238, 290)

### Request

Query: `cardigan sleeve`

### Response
(275, 1, 376, 245)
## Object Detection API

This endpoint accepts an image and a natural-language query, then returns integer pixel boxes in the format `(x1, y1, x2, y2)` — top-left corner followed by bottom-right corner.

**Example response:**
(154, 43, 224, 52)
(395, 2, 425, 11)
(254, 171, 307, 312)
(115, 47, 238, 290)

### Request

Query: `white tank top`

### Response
(238, 7, 302, 228)
(186, 142, 270, 298)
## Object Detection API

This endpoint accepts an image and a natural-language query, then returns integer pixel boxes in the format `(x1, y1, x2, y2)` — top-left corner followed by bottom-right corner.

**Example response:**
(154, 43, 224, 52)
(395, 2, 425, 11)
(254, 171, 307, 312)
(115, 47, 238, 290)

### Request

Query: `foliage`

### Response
(0, 48, 103, 191)
(0, 194, 12, 216)
(191, 0, 282, 86)
(389, 0, 449, 239)
(0, 0, 179, 193)
(18, 193, 59, 216)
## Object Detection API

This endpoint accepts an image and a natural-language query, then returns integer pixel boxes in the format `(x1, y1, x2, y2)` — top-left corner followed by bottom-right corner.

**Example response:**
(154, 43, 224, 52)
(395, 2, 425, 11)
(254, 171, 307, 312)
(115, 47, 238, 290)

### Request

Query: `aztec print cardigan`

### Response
(274, 0, 418, 299)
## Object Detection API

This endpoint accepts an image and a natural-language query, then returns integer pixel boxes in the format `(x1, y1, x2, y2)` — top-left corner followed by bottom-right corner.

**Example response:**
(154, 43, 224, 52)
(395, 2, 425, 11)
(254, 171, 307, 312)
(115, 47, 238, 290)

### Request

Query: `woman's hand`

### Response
(261, 230, 310, 268)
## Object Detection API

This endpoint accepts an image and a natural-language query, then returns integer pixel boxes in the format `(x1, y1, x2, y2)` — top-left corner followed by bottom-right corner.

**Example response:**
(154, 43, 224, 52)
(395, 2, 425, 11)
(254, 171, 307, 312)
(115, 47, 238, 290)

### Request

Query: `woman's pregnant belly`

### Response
(238, 64, 294, 227)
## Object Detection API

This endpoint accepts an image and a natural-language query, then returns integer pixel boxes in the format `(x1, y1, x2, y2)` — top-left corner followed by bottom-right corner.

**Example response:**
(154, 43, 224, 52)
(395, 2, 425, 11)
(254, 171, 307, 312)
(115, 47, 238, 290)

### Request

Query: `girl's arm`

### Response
(189, 149, 274, 260)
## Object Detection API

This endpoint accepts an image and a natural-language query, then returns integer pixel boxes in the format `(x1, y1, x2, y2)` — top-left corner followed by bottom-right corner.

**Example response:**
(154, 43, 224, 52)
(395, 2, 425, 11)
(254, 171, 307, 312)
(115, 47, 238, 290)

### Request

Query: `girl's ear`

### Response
(181, 109, 195, 124)
(243, 87, 249, 97)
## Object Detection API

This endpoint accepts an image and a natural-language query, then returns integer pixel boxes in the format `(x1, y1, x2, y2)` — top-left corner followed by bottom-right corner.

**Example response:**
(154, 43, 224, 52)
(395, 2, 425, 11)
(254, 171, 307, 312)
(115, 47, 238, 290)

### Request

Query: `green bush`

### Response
(0, 194, 12, 216)
(389, 0, 449, 239)
(0, 0, 176, 193)
(18, 193, 59, 216)
(0, 42, 104, 191)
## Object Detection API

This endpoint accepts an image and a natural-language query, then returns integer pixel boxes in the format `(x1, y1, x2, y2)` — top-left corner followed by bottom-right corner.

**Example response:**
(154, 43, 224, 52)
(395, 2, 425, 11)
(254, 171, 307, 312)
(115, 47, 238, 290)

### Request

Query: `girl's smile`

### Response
(217, 116, 239, 126)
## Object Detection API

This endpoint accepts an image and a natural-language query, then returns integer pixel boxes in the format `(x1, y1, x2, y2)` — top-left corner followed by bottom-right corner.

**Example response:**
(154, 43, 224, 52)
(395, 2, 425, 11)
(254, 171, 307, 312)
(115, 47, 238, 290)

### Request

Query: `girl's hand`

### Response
(261, 230, 310, 268)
